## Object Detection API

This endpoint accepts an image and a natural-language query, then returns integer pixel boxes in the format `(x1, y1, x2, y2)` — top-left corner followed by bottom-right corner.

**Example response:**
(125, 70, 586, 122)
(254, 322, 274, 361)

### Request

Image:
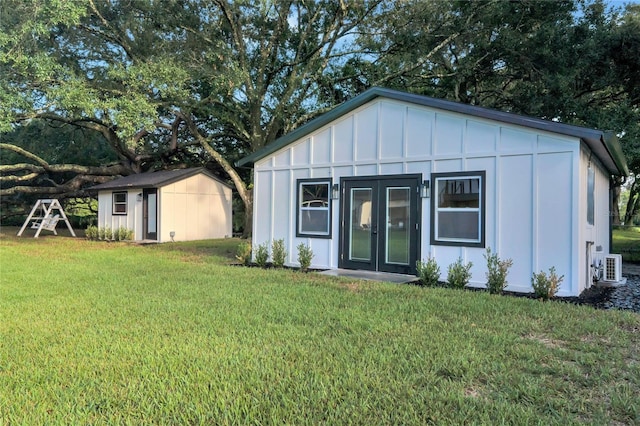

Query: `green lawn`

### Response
(1, 231, 639, 424)
(612, 226, 640, 263)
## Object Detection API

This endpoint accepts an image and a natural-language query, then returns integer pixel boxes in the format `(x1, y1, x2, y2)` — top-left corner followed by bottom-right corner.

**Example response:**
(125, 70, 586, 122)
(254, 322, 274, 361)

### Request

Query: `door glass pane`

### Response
(350, 188, 372, 261)
(386, 187, 410, 265)
(147, 193, 157, 233)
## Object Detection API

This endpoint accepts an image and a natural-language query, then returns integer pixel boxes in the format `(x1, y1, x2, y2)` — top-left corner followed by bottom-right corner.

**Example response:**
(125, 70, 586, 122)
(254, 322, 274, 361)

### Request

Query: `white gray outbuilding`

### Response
(239, 88, 628, 297)
(91, 168, 233, 243)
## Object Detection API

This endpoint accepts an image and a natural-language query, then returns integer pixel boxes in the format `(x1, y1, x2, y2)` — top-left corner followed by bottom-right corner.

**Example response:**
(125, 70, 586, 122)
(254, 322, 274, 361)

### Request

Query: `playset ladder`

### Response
(17, 199, 76, 238)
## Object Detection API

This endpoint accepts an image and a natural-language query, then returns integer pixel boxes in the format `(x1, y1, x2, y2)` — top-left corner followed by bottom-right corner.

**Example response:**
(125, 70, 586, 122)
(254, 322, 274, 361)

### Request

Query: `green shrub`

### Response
(531, 267, 564, 300)
(104, 227, 114, 240)
(86, 226, 132, 241)
(416, 256, 440, 286)
(297, 243, 314, 272)
(115, 227, 133, 241)
(447, 258, 473, 289)
(254, 242, 269, 268)
(271, 239, 287, 268)
(85, 225, 98, 240)
(484, 247, 513, 294)
(235, 241, 252, 265)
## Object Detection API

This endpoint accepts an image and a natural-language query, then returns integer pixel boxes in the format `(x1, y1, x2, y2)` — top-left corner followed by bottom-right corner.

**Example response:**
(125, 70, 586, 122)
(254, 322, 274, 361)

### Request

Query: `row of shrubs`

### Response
(236, 239, 314, 272)
(416, 247, 564, 300)
(85, 225, 134, 241)
(238, 241, 564, 299)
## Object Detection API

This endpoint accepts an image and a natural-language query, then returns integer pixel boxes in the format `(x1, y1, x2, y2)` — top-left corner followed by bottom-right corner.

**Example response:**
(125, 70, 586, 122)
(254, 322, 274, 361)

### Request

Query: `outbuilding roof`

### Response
(90, 167, 232, 191)
(237, 87, 628, 176)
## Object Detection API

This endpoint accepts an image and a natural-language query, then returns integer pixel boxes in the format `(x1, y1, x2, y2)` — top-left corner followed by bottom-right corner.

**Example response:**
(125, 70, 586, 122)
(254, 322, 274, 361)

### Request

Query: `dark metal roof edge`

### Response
(599, 132, 629, 176)
(236, 87, 626, 176)
(90, 167, 233, 191)
(236, 88, 382, 167)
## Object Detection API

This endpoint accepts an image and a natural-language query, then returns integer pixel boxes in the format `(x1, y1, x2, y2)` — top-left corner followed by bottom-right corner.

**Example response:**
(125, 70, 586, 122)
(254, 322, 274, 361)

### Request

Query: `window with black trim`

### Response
(296, 179, 331, 238)
(113, 192, 128, 215)
(587, 167, 595, 226)
(431, 171, 485, 247)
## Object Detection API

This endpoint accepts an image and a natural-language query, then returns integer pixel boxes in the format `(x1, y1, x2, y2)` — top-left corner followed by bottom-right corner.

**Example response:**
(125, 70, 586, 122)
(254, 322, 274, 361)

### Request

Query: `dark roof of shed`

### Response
(237, 87, 628, 176)
(90, 167, 232, 191)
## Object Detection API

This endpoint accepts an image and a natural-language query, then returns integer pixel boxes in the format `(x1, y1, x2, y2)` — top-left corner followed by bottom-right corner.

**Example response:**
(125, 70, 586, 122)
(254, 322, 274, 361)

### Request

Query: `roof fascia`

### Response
(236, 87, 628, 176)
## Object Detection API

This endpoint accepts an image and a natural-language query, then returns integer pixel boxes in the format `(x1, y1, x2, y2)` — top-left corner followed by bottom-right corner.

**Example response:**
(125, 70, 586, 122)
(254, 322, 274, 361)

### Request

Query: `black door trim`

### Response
(143, 188, 158, 240)
(339, 174, 421, 275)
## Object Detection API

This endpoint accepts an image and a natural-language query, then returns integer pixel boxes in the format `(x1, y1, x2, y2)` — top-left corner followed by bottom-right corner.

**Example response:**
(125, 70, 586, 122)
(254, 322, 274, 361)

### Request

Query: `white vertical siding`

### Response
(312, 129, 332, 164)
(499, 155, 534, 292)
(434, 113, 463, 155)
(253, 170, 273, 247)
(379, 102, 405, 159)
(578, 146, 613, 293)
(97, 190, 139, 238)
(253, 98, 590, 295)
(536, 152, 574, 295)
(406, 107, 433, 157)
(355, 104, 379, 161)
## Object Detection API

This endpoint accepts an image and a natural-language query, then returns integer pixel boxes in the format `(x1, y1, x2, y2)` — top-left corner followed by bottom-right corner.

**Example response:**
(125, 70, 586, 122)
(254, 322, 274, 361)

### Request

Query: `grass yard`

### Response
(612, 226, 640, 263)
(1, 230, 639, 424)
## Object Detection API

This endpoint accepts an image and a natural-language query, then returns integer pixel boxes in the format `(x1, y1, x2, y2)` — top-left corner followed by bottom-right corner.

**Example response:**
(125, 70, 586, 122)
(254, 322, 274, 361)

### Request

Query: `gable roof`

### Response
(237, 87, 628, 176)
(90, 167, 232, 191)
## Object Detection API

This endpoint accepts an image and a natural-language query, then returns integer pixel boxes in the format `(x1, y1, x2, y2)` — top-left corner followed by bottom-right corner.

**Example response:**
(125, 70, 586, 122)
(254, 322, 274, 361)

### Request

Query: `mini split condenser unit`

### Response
(602, 254, 623, 282)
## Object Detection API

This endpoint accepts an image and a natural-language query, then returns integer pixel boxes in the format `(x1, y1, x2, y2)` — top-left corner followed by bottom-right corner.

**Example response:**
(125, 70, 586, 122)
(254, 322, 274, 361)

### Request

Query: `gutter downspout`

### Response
(610, 177, 614, 252)
(586, 241, 595, 289)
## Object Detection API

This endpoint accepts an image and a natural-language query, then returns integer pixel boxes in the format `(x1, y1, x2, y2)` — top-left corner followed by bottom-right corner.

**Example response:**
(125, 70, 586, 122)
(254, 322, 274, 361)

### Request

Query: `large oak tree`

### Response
(2, 0, 638, 231)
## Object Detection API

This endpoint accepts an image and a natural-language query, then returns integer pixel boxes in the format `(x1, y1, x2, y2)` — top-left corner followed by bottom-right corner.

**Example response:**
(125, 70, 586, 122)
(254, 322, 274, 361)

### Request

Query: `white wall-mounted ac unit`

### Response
(603, 254, 622, 282)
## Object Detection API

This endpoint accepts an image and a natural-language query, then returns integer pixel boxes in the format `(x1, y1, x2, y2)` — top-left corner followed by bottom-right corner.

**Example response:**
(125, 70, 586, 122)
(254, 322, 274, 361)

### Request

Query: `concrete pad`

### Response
(318, 268, 419, 284)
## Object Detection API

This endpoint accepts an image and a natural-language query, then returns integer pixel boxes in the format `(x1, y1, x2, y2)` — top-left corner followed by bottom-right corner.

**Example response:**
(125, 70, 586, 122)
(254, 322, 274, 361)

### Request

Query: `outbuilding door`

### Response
(339, 175, 420, 275)
(143, 188, 158, 240)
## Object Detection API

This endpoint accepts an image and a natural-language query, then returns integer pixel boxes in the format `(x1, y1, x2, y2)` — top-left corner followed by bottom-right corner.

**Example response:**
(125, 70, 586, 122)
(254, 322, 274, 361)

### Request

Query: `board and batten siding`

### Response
(97, 173, 232, 243)
(578, 145, 612, 291)
(97, 189, 143, 239)
(254, 98, 584, 296)
(160, 173, 232, 242)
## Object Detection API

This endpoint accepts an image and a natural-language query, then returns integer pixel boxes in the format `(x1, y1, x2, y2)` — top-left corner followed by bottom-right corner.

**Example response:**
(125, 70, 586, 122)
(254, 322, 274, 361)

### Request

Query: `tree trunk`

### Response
(624, 178, 639, 225)
(182, 114, 254, 237)
(242, 189, 253, 239)
(611, 179, 622, 226)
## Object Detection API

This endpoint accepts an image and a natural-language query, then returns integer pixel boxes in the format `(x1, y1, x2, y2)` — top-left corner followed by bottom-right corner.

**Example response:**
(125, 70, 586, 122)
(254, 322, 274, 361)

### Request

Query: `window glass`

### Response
(113, 192, 127, 215)
(587, 167, 595, 226)
(438, 179, 480, 208)
(298, 180, 331, 237)
(432, 172, 485, 246)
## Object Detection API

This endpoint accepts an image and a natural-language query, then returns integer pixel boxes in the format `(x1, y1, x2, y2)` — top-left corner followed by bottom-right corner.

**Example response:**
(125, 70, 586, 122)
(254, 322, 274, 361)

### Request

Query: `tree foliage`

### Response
(1, 0, 639, 231)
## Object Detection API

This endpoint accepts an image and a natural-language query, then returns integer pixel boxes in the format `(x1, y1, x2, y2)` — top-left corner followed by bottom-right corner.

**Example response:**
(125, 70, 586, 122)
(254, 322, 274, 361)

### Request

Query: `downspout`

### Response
(586, 240, 594, 289)
(609, 177, 614, 253)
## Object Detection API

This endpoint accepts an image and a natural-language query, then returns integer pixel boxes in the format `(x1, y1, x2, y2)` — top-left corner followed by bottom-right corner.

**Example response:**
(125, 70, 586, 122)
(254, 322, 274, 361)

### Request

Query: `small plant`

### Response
(416, 256, 440, 286)
(119, 227, 133, 241)
(484, 247, 513, 294)
(235, 241, 252, 265)
(297, 243, 314, 272)
(87, 226, 132, 241)
(531, 267, 564, 300)
(447, 258, 473, 289)
(103, 227, 113, 241)
(85, 225, 98, 240)
(254, 242, 269, 268)
(271, 239, 287, 268)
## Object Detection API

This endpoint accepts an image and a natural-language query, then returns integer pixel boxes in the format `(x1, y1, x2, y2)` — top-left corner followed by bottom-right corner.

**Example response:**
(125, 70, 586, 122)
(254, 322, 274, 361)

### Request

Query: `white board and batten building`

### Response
(238, 88, 629, 297)
(91, 168, 233, 243)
